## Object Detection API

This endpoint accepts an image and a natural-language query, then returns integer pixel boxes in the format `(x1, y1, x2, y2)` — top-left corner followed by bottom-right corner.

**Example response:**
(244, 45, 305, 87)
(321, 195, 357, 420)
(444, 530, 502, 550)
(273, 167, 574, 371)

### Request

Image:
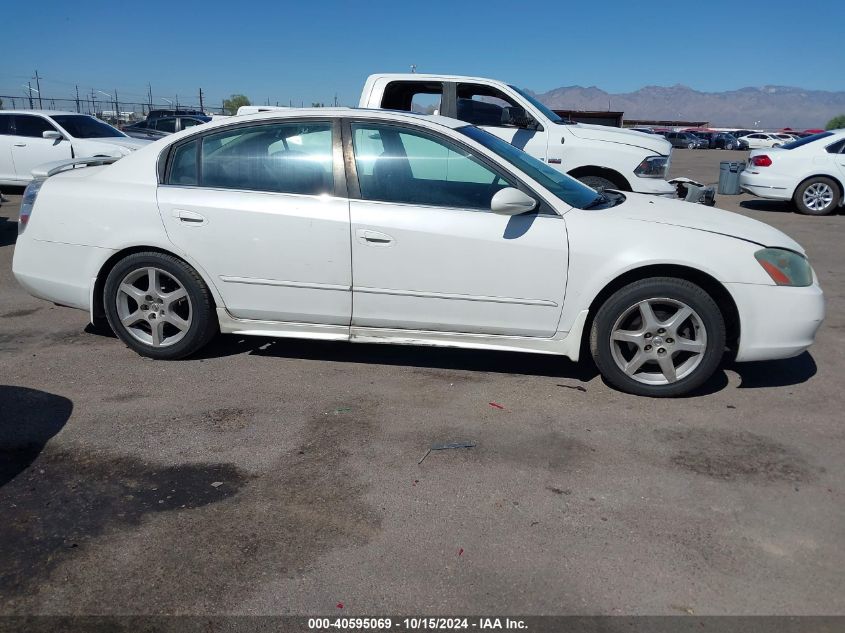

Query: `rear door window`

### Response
(380, 81, 443, 114)
(0, 114, 12, 135)
(13, 115, 57, 138)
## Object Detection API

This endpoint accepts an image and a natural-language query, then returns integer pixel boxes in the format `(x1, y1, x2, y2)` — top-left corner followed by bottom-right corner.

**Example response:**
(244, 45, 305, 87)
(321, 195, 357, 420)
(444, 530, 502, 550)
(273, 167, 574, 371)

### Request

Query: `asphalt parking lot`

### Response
(1, 149, 843, 616)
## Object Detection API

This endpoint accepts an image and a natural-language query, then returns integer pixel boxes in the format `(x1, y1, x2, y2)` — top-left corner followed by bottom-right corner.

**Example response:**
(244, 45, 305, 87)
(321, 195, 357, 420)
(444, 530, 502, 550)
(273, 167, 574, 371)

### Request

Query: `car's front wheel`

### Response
(794, 177, 841, 216)
(590, 278, 726, 397)
(104, 252, 217, 359)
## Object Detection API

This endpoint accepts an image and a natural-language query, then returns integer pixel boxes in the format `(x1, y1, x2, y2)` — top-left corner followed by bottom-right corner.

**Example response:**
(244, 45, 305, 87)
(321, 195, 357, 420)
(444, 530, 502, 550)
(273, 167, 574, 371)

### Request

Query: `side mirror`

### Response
(490, 187, 537, 216)
(42, 130, 62, 140)
(501, 105, 535, 129)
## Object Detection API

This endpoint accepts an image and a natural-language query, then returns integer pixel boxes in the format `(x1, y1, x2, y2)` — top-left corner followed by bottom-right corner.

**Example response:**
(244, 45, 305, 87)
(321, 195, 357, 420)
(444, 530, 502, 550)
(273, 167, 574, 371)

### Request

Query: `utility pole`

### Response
(198, 88, 204, 112)
(34, 70, 43, 108)
(75, 85, 81, 112)
(114, 90, 119, 124)
(27, 81, 34, 108)
(148, 83, 153, 113)
(334, 93, 338, 106)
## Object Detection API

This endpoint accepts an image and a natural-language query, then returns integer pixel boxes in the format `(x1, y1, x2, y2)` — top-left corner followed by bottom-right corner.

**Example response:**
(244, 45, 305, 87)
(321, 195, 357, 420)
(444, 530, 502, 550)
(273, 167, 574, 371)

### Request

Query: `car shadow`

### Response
(730, 351, 817, 389)
(195, 333, 600, 381)
(0, 217, 16, 247)
(739, 199, 798, 214)
(0, 386, 73, 488)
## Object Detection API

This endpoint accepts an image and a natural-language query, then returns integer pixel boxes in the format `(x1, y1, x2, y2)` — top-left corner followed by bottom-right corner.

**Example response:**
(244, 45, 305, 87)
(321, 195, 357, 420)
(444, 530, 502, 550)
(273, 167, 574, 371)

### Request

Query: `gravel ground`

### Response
(0, 149, 843, 616)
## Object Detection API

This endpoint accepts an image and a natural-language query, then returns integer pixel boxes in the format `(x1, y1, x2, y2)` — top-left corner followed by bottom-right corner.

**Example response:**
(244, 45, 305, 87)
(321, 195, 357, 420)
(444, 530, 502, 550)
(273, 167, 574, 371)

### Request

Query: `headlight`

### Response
(755, 248, 813, 286)
(634, 155, 669, 178)
(19, 179, 44, 235)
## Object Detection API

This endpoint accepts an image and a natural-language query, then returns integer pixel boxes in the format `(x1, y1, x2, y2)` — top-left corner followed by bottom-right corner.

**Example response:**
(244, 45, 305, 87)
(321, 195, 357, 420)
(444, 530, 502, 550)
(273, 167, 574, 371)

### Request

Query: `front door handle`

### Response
(356, 228, 394, 246)
(13, 143, 26, 147)
(173, 209, 207, 225)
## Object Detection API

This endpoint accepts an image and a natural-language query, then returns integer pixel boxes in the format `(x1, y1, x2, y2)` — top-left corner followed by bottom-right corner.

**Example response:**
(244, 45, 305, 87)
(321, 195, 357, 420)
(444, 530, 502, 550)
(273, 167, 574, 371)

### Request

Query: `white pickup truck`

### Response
(359, 73, 676, 196)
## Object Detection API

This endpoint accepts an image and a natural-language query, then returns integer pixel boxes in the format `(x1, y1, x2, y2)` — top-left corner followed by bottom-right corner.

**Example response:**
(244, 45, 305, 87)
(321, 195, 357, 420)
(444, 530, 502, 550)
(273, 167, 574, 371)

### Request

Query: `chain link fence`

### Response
(0, 95, 224, 125)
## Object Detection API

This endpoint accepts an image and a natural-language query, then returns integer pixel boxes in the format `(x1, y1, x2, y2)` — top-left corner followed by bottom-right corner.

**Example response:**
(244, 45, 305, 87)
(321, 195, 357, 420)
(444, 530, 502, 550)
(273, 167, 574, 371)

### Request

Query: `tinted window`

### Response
(0, 114, 12, 135)
(825, 138, 845, 154)
(51, 115, 124, 138)
(381, 81, 443, 114)
(169, 140, 198, 186)
(781, 131, 834, 150)
(14, 115, 57, 138)
(200, 122, 333, 195)
(154, 118, 177, 133)
(352, 123, 513, 209)
(459, 125, 601, 210)
(181, 118, 203, 128)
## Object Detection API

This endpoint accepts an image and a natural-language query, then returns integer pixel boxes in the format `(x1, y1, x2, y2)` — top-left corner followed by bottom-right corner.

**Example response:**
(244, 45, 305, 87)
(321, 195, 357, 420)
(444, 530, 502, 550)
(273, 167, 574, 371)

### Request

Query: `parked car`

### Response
(664, 131, 707, 149)
(732, 130, 756, 139)
(0, 110, 148, 186)
(359, 74, 676, 196)
(714, 133, 747, 150)
(146, 109, 207, 120)
(12, 108, 824, 397)
(740, 130, 845, 215)
(123, 115, 210, 139)
(687, 131, 716, 148)
(738, 133, 785, 149)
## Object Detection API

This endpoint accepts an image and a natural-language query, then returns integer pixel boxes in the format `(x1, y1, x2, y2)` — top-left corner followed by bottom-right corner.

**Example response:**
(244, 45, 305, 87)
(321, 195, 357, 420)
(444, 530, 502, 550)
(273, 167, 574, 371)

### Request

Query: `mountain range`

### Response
(532, 85, 845, 128)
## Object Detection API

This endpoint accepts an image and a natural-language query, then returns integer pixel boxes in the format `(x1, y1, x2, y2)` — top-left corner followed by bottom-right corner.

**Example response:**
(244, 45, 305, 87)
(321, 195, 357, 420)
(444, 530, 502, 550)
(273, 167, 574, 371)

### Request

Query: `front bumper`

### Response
(729, 281, 825, 362)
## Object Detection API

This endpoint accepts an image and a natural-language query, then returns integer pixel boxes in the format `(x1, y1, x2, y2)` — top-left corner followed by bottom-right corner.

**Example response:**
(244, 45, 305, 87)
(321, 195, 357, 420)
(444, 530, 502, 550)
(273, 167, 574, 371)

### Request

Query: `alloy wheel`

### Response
(609, 298, 707, 385)
(115, 267, 192, 347)
(803, 182, 834, 212)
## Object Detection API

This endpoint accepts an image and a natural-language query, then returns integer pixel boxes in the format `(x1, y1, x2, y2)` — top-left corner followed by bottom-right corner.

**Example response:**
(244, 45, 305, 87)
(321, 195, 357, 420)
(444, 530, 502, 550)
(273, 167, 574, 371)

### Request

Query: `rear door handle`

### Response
(13, 143, 26, 147)
(356, 228, 394, 246)
(173, 209, 207, 225)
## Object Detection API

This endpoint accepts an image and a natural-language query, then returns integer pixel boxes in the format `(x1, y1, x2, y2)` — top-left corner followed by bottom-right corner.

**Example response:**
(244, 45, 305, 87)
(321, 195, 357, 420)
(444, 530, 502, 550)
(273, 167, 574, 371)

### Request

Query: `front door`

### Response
(157, 119, 352, 325)
(453, 83, 549, 163)
(347, 121, 567, 338)
(10, 114, 71, 180)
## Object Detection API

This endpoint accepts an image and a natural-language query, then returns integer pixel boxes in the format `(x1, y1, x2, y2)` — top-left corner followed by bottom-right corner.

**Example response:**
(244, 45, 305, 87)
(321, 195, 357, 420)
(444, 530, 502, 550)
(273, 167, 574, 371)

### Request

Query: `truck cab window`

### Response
(381, 81, 443, 114)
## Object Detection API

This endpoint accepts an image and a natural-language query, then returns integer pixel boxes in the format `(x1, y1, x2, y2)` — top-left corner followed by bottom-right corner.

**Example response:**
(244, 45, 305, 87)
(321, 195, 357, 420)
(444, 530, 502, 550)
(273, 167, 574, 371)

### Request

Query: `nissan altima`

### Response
(12, 109, 825, 396)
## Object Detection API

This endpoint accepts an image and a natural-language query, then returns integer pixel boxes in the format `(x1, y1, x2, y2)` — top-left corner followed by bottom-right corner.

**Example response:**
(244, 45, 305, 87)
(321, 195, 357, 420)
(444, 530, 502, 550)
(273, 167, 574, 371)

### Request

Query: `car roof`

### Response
(192, 107, 467, 133)
(0, 109, 86, 116)
(367, 73, 510, 85)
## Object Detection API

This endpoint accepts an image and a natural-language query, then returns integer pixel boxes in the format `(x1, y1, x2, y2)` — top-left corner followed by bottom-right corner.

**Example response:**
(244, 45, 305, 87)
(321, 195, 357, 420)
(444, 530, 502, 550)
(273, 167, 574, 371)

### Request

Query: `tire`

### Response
(578, 175, 618, 192)
(589, 277, 726, 397)
(687, 142, 695, 149)
(725, 143, 734, 150)
(104, 251, 217, 359)
(794, 177, 841, 216)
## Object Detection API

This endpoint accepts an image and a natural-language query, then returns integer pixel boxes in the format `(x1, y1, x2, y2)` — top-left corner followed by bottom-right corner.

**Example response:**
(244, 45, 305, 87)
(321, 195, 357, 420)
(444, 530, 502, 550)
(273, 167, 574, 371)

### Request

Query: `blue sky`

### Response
(2, 0, 843, 109)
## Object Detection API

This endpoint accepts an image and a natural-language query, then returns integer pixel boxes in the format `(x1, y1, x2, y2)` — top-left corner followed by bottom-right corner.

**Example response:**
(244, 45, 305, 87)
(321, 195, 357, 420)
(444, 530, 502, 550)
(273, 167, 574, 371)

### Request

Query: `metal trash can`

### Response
(718, 161, 745, 195)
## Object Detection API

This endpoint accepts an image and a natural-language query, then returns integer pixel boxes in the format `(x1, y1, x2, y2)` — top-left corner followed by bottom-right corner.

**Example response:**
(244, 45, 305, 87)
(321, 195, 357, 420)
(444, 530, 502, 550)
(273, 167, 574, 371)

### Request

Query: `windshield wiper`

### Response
(583, 194, 610, 209)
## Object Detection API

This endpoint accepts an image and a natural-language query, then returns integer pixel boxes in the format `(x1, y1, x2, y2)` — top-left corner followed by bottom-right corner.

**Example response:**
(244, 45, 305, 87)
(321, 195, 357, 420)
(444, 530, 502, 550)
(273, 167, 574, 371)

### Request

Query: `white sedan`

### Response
(738, 132, 787, 149)
(12, 109, 825, 397)
(0, 110, 147, 186)
(740, 130, 845, 215)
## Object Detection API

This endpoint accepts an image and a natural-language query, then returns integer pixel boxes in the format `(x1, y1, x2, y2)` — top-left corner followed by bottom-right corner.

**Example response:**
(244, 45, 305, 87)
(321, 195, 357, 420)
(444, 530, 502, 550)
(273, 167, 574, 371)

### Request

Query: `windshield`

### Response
(780, 131, 834, 150)
(51, 115, 125, 138)
(507, 86, 564, 124)
(459, 125, 603, 209)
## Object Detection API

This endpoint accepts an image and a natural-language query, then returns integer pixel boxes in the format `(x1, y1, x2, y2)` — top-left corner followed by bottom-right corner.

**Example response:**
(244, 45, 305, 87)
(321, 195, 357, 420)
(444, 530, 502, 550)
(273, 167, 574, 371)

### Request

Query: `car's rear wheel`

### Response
(687, 142, 695, 149)
(590, 278, 725, 397)
(725, 142, 735, 150)
(104, 252, 217, 359)
(794, 177, 840, 216)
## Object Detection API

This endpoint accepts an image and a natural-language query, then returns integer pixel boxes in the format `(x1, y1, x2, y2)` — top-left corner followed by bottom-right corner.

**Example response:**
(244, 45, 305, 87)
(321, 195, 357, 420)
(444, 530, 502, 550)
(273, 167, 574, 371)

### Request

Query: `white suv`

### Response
(0, 111, 148, 186)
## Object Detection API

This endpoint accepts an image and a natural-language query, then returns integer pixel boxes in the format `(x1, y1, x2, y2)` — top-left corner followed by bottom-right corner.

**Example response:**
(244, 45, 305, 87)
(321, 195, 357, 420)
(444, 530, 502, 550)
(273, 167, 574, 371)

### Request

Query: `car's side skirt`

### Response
(216, 308, 589, 360)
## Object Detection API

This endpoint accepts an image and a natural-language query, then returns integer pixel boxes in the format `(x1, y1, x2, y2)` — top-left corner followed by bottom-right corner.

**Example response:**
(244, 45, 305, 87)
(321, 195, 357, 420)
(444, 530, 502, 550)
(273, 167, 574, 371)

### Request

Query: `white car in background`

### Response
(12, 109, 824, 397)
(0, 111, 148, 186)
(740, 130, 845, 215)
(738, 132, 787, 149)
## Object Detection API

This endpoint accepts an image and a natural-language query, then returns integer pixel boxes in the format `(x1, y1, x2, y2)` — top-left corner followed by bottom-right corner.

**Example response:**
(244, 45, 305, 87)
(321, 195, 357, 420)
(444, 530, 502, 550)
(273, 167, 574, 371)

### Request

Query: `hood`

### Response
(609, 193, 804, 253)
(567, 122, 672, 155)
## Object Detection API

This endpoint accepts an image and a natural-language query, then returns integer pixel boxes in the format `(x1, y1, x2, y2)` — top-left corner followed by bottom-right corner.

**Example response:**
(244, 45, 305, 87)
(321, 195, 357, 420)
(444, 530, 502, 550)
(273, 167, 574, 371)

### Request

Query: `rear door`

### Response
(10, 115, 71, 179)
(157, 118, 352, 325)
(345, 120, 567, 338)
